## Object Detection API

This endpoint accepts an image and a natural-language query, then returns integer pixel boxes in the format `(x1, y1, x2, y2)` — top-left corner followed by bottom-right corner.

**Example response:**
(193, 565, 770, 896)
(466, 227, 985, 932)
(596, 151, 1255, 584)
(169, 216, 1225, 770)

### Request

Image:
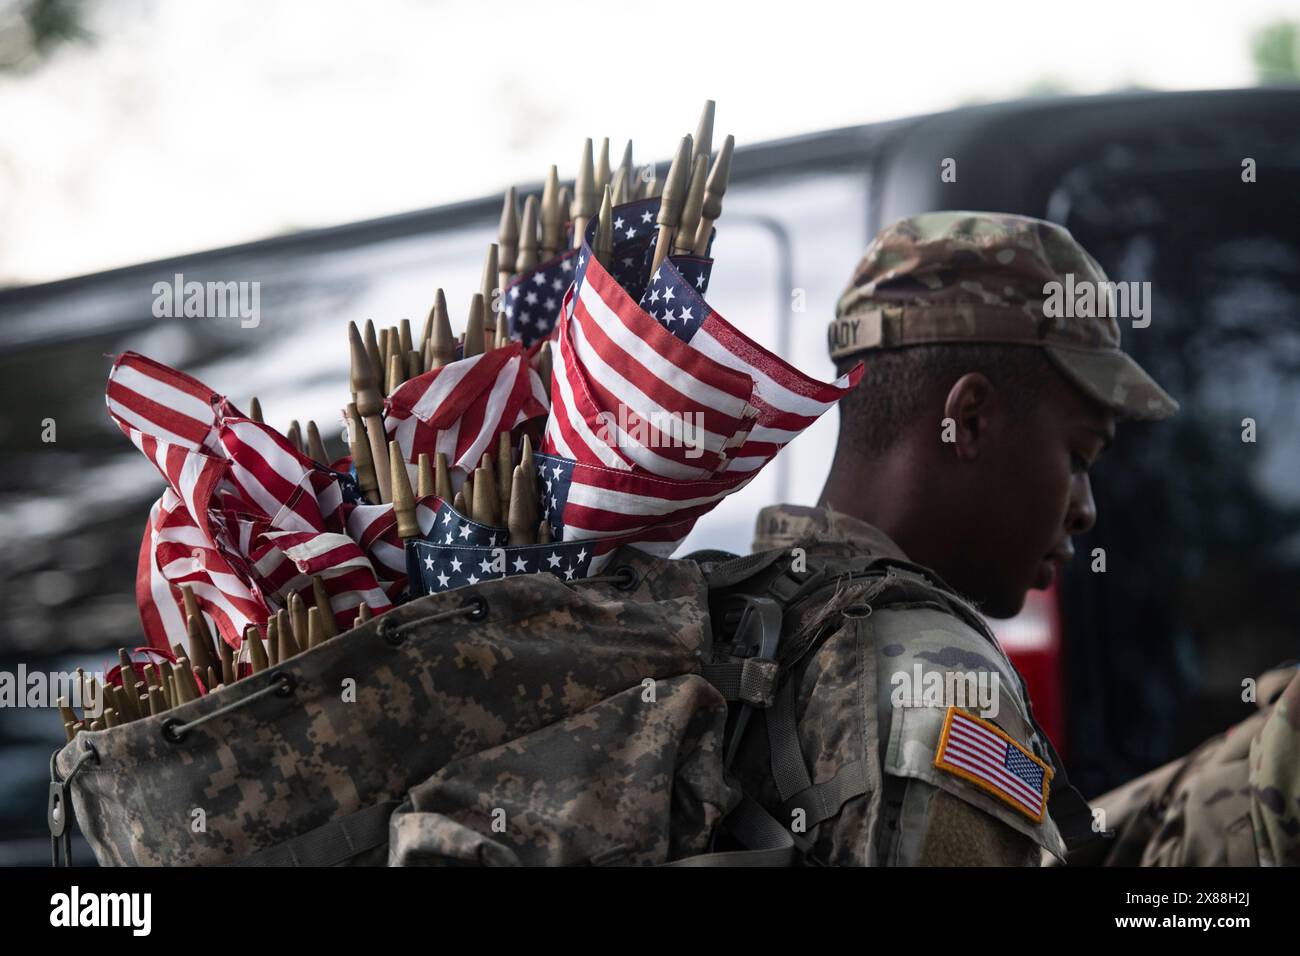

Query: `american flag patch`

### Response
(934, 707, 1054, 823)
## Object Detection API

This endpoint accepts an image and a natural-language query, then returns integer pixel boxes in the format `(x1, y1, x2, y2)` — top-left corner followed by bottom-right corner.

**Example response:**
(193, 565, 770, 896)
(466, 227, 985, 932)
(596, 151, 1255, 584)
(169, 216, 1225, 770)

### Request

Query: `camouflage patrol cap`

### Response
(828, 211, 1178, 421)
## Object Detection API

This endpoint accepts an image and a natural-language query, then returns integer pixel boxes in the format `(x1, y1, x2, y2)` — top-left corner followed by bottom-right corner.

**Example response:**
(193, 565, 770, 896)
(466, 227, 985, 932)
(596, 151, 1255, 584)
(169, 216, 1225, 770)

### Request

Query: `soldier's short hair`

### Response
(834, 344, 1057, 458)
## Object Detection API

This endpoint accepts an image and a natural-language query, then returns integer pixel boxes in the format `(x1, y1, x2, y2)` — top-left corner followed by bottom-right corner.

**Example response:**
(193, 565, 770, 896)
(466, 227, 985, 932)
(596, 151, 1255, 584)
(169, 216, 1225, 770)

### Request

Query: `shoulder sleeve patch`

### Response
(934, 706, 1054, 823)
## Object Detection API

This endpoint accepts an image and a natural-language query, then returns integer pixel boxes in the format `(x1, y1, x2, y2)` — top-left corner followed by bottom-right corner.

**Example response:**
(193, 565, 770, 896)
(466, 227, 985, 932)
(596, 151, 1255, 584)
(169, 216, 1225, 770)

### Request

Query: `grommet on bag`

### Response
(841, 603, 873, 619)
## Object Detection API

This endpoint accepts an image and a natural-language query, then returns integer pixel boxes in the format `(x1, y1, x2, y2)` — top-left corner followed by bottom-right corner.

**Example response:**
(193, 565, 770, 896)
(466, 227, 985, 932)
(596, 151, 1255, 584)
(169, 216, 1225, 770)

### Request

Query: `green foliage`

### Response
(1251, 20, 1300, 84)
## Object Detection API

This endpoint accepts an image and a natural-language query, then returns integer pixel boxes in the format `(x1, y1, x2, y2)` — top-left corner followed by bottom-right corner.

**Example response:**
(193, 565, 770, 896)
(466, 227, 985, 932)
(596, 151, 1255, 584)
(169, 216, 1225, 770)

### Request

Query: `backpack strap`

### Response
(701, 546, 1102, 854)
(666, 796, 804, 867)
(235, 800, 400, 867)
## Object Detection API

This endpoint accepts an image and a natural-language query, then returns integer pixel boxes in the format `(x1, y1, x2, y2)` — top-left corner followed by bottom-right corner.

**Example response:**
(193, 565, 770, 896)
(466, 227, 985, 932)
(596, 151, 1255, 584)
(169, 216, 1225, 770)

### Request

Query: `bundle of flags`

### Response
(109, 102, 862, 659)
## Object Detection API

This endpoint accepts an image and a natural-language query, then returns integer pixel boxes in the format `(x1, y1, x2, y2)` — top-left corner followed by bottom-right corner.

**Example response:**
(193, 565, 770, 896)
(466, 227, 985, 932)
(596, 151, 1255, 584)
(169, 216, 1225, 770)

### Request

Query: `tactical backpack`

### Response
(50, 543, 1095, 866)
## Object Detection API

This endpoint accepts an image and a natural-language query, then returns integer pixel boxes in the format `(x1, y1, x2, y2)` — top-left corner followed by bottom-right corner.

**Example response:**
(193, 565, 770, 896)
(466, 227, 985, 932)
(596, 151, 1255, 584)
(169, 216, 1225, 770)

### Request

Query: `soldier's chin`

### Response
(981, 586, 1027, 620)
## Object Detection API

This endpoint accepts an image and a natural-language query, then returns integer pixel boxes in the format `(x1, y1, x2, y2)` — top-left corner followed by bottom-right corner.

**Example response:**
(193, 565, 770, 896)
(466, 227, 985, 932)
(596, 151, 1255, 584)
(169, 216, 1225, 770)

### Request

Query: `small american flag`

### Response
(383, 342, 547, 479)
(503, 251, 577, 347)
(408, 494, 598, 594)
(107, 352, 395, 651)
(934, 707, 1054, 822)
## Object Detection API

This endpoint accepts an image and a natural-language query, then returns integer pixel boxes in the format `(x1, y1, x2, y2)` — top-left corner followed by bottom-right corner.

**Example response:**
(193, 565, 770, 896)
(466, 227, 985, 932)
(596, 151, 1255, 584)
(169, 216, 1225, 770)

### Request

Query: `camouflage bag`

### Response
(49, 548, 798, 867)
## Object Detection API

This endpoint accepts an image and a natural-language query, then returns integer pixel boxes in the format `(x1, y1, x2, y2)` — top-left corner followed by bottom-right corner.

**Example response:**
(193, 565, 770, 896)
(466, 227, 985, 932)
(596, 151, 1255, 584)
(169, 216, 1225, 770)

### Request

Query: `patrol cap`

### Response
(828, 211, 1178, 421)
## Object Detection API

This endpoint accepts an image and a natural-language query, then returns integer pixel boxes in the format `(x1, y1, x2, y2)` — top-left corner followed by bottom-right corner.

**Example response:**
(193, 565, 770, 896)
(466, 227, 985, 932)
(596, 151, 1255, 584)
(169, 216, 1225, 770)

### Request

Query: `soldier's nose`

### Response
(1066, 474, 1097, 536)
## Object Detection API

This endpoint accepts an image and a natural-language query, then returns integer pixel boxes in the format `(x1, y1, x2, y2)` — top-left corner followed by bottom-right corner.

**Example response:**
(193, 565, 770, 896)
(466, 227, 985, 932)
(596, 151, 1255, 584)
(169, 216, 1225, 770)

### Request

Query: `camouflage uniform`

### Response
(739, 212, 1180, 865)
(1059, 665, 1300, 867)
(735, 504, 1073, 865)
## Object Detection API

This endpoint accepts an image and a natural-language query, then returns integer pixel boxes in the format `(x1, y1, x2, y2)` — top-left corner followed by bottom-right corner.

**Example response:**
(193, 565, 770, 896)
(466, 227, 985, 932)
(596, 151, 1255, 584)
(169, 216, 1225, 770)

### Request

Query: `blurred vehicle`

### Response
(1, 87, 1297, 864)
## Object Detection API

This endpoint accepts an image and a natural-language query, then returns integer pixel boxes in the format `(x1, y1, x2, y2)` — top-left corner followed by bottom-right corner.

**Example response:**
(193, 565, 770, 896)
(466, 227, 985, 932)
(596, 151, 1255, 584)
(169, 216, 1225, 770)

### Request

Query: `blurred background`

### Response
(1, 0, 1298, 864)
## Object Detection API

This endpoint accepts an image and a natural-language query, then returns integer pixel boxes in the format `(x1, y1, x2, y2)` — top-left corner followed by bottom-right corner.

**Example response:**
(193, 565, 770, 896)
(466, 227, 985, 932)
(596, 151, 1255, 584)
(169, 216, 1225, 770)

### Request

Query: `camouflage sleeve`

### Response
(872, 607, 1070, 866)
(1250, 667, 1300, 866)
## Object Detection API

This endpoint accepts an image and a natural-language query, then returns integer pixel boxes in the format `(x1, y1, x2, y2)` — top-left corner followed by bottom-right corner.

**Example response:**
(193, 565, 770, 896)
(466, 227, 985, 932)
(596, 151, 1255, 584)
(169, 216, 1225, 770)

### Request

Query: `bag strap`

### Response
(236, 800, 400, 867)
(666, 796, 804, 867)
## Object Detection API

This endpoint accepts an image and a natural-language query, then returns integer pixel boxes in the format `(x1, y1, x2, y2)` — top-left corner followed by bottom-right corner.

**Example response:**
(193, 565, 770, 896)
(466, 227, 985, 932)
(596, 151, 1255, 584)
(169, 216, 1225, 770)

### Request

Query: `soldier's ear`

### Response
(942, 372, 997, 463)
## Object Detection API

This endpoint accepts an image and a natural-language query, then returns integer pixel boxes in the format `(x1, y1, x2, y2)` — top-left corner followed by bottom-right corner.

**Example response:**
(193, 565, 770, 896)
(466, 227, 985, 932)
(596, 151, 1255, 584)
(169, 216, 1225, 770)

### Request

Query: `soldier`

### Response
(737, 211, 1178, 865)
(1058, 663, 1300, 867)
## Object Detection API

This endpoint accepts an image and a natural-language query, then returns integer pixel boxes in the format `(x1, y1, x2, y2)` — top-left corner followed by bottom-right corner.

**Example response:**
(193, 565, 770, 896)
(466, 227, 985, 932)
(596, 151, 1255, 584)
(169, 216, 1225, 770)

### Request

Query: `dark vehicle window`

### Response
(1055, 156, 1300, 794)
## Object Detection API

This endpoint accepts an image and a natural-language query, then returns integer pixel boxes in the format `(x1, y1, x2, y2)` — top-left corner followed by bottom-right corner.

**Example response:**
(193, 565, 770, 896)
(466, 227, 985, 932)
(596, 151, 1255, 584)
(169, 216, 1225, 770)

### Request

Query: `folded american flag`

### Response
(531, 197, 860, 557)
(107, 352, 394, 652)
(383, 341, 547, 479)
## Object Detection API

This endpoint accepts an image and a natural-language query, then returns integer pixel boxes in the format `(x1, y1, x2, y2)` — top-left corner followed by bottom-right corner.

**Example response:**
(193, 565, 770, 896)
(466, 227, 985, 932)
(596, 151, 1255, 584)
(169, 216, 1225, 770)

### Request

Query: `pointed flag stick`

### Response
(594, 185, 614, 269)
(673, 154, 708, 256)
(148, 685, 168, 716)
(571, 138, 598, 248)
(386, 352, 405, 396)
(405, 349, 422, 380)
(595, 137, 611, 194)
(618, 140, 634, 195)
(516, 195, 540, 274)
(557, 184, 572, 234)
(461, 473, 475, 519)
(180, 585, 218, 667)
(218, 631, 236, 685)
(453, 489, 468, 515)
(102, 706, 119, 729)
(520, 433, 538, 501)
(306, 420, 330, 466)
(278, 608, 301, 660)
(463, 293, 487, 358)
(304, 607, 323, 649)
(494, 317, 510, 350)
(114, 649, 143, 721)
(206, 665, 220, 693)
(480, 244, 500, 340)
(356, 602, 372, 625)
(435, 451, 453, 501)
(472, 466, 499, 527)
(507, 465, 537, 545)
(498, 187, 519, 292)
(158, 662, 176, 706)
(427, 289, 456, 369)
(693, 133, 735, 255)
(58, 698, 78, 740)
(650, 135, 693, 275)
(173, 658, 197, 704)
(418, 307, 434, 360)
(535, 341, 553, 401)
(477, 452, 498, 521)
(610, 165, 629, 206)
(399, 319, 414, 357)
(346, 402, 380, 502)
(540, 165, 563, 259)
(311, 575, 337, 639)
(266, 616, 280, 666)
(497, 431, 513, 518)
(349, 321, 393, 503)
(417, 453, 434, 498)
(248, 396, 264, 423)
(538, 519, 553, 543)
(245, 624, 269, 674)
(692, 99, 715, 171)
(390, 441, 421, 541)
(645, 167, 661, 198)
(363, 320, 384, 388)
(286, 419, 304, 454)
(290, 591, 310, 651)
